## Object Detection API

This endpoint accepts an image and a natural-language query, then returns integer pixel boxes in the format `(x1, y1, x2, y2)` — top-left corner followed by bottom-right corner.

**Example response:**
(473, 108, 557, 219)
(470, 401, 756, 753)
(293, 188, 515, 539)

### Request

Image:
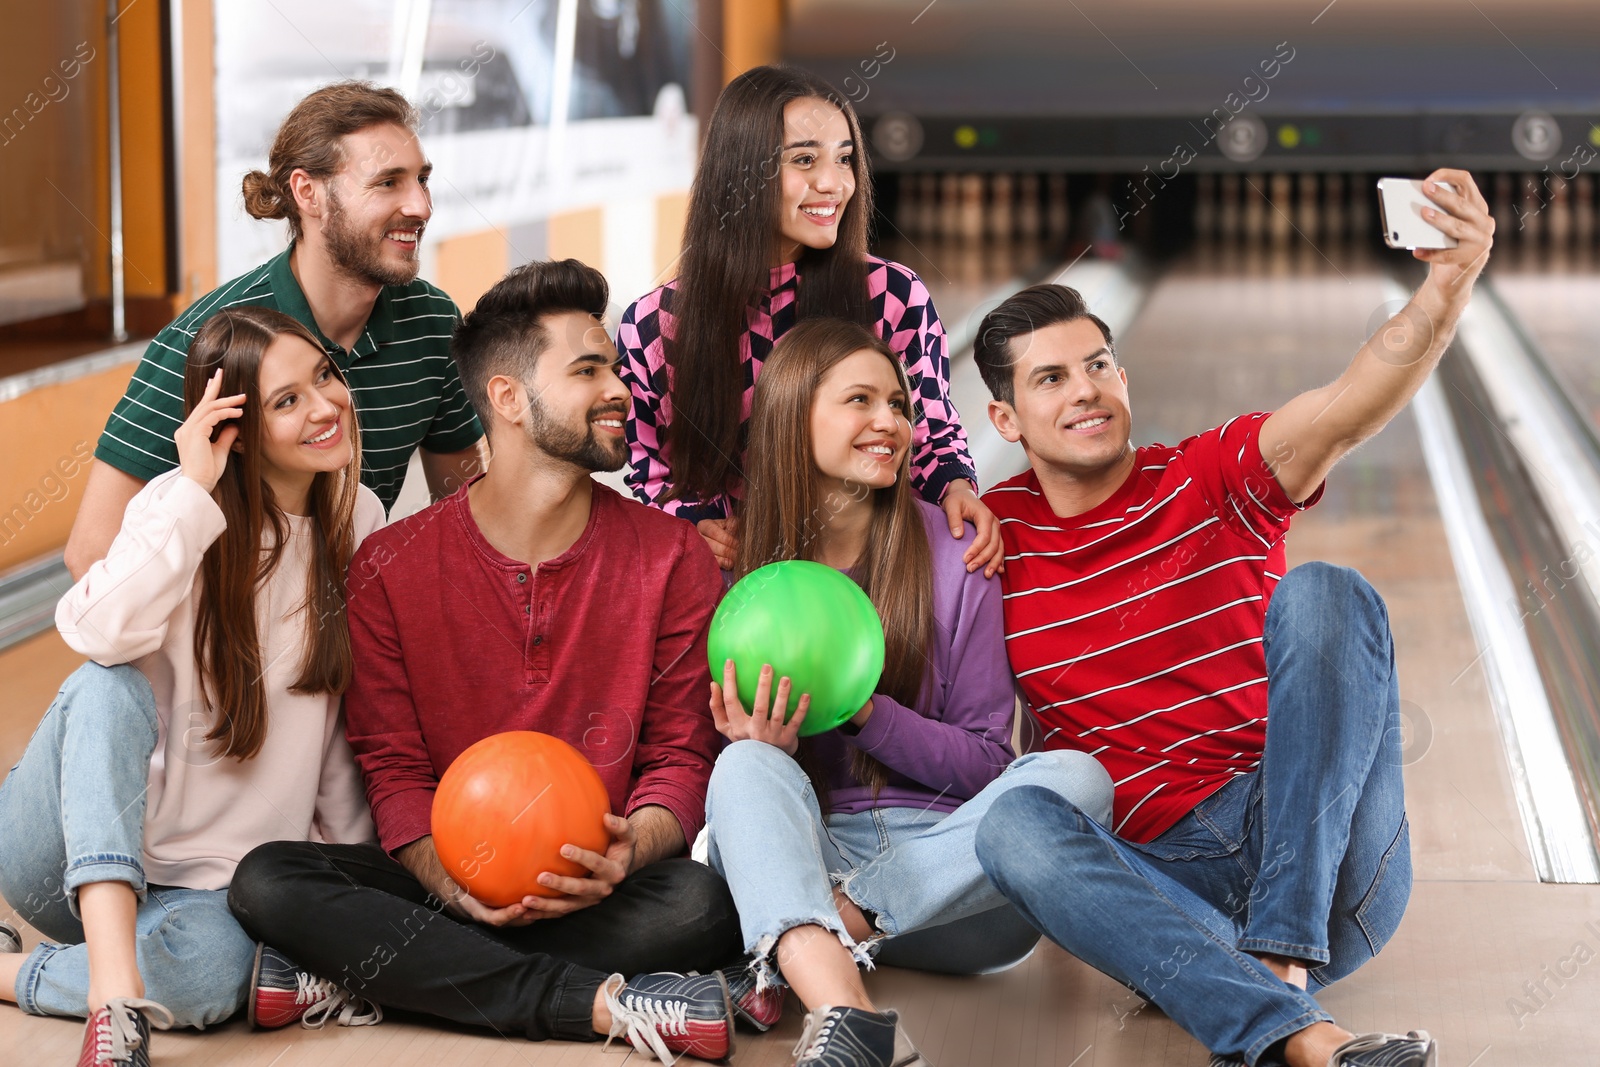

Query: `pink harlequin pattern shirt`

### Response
(616, 256, 978, 523)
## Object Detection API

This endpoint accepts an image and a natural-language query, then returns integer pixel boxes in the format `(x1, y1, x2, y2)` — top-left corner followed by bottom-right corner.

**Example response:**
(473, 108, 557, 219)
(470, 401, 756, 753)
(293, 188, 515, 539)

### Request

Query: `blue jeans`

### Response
(0, 663, 255, 1028)
(976, 563, 1412, 1067)
(705, 739, 1114, 984)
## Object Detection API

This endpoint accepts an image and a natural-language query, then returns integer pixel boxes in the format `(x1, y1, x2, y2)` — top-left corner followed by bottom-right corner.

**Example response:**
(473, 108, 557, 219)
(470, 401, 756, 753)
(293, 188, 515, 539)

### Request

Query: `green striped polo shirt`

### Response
(96, 246, 483, 512)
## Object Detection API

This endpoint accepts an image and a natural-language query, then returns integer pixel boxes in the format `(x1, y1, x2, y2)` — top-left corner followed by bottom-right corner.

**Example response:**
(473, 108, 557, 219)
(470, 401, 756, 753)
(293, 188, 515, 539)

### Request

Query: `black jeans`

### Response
(227, 842, 744, 1042)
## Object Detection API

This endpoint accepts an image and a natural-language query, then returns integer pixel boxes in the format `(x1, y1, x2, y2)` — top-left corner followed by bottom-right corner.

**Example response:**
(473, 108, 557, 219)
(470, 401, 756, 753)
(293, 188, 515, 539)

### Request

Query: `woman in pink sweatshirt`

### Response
(0, 307, 385, 1066)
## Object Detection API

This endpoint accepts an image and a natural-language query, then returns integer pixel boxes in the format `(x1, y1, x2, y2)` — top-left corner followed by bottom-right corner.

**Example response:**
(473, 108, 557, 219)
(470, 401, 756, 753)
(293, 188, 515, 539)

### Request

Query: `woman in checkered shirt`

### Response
(616, 64, 1003, 577)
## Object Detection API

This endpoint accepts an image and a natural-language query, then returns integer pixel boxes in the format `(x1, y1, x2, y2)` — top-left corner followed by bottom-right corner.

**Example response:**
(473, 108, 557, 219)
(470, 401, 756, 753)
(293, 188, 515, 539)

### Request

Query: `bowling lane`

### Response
(1488, 269, 1600, 437)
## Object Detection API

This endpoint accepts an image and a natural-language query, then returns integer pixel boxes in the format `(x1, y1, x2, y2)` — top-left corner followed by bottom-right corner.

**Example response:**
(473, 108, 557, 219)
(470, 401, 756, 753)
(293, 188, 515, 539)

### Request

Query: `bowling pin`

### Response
(1017, 173, 1042, 240)
(1518, 173, 1544, 245)
(896, 174, 921, 237)
(1573, 174, 1594, 249)
(939, 172, 961, 237)
(1346, 173, 1370, 245)
(1268, 173, 1293, 246)
(958, 173, 985, 241)
(1324, 173, 1346, 245)
(1219, 173, 1242, 241)
(989, 173, 1015, 241)
(1547, 175, 1572, 250)
(1297, 173, 1319, 245)
(1046, 174, 1070, 239)
(917, 174, 940, 236)
(1243, 175, 1268, 245)
(1491, 173, 1515, 247)
(1195, 173, 1217, 242)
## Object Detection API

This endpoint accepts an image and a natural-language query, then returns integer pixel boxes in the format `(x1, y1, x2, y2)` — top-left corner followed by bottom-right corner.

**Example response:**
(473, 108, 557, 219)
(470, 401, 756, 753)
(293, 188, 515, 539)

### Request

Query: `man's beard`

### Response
(525, 392, 627, 473)
(323, 189, 421, 287)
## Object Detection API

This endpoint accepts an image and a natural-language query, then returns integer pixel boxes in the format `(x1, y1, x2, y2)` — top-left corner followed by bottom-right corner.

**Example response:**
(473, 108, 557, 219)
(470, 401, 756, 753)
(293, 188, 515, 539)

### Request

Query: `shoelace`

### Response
(601, 976, 688, 1065)
(95, 999, 174, 1065)
(792, 1007, 842, 1061)
(294, 974, 383, 1029)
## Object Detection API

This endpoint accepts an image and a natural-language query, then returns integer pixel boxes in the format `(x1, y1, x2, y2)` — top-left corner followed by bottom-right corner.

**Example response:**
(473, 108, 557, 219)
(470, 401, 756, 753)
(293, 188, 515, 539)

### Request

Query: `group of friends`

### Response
(0, 65, 1494, 1067)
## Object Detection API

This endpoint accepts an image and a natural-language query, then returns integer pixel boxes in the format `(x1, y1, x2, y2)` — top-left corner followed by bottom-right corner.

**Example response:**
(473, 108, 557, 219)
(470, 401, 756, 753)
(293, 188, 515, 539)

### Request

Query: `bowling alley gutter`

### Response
(1406, 275, 1600, 883)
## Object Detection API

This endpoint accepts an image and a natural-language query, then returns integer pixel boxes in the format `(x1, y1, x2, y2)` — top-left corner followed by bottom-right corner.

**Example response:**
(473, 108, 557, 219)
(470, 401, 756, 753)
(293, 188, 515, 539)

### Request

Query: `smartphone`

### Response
(1377, 178, 1458, 250)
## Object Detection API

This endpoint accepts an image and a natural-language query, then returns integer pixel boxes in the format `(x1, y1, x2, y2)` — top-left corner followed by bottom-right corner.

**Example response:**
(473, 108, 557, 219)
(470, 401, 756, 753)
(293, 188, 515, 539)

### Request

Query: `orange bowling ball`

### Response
(431, 731, 612, 907)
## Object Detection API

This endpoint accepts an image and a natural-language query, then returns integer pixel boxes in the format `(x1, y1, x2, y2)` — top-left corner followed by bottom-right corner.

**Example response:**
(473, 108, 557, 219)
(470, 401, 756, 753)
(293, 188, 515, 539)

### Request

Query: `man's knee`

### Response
(628, 859, 742, 965)
(640, 858, 738, 928)
(227, 841, 321, 934)
(977, 785, 1086, 889)
(1270, 562, 1389, 637)
(1006, 750, 1115, 826)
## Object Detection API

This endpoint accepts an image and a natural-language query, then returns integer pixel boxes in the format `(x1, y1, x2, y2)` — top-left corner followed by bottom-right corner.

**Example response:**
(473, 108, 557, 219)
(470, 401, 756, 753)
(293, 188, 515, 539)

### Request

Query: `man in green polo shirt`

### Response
(65, 80, 484, 579)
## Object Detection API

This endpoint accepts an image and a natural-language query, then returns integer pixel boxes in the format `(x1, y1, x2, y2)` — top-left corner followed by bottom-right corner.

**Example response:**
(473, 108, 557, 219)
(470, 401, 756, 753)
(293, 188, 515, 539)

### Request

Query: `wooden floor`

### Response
(3, 251, 1598, 1064)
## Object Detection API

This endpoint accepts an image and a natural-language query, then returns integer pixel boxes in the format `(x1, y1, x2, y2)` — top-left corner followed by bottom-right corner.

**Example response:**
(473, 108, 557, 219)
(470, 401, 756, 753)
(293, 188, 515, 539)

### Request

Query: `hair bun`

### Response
(241, 170, 288, 220)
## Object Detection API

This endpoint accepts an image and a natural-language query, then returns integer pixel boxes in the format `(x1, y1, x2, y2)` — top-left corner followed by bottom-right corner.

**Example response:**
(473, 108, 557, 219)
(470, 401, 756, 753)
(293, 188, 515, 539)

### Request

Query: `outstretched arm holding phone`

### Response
(1259, 168, 1494, 504)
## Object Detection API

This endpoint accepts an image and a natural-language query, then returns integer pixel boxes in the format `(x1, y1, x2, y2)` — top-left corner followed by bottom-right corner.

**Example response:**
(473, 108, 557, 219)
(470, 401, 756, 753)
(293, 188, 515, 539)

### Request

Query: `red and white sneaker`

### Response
(248, 943, 382, 1030)
(602, 970, 735, 1064)
(716, 961, 786, 1032)
(77, 998, 173, 1067)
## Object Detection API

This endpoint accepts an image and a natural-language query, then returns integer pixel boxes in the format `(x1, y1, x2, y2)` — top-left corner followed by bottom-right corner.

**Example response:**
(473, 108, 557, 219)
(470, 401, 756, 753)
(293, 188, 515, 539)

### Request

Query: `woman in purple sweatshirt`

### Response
(701, 319, 1115, 1067)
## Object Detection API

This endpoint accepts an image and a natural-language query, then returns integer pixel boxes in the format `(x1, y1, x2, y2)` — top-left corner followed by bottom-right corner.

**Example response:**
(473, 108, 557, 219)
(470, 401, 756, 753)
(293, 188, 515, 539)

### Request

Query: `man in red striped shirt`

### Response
(972, 170, 1494, 1067)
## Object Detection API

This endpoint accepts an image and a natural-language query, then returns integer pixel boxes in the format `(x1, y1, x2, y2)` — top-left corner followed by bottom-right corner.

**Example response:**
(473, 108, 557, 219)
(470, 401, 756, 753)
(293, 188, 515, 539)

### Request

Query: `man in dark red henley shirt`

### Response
(229, 259, 743, 1063)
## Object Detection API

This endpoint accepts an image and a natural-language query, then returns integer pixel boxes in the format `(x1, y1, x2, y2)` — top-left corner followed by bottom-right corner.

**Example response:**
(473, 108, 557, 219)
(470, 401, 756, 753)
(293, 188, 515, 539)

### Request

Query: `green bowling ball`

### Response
(708, 560, 886, 737)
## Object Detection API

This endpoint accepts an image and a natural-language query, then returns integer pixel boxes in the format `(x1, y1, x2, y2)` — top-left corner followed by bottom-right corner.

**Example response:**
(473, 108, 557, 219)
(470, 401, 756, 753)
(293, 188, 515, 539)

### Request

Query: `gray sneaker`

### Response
(0, 919, 20, 954)
(1331, 1031, 1438, 1067)
(793, 1006, 898, 1067)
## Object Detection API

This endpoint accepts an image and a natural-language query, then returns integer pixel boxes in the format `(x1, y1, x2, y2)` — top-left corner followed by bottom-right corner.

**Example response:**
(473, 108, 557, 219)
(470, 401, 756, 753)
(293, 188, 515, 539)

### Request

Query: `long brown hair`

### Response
(241, 81, 420, 242)
(736, 318, 933, 796)
(665, 65, 876, 505)
(184, 307, 363, 759)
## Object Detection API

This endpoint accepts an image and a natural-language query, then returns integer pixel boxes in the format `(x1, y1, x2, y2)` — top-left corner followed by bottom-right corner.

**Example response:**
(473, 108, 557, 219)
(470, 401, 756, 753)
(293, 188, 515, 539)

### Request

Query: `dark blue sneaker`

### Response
(715, 960, 786, 1031)
(793, 1006, 898, 1067)
(249, 943, 381, 1030)
(76, 998, 173, 1067)
(1331, 1031, 1438, 1066)
(602, 970, 735, 1063)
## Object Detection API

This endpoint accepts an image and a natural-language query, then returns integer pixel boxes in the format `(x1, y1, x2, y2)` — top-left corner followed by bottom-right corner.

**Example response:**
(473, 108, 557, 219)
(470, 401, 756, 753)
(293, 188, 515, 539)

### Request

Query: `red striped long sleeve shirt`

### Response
(983, 414, 1322, 842)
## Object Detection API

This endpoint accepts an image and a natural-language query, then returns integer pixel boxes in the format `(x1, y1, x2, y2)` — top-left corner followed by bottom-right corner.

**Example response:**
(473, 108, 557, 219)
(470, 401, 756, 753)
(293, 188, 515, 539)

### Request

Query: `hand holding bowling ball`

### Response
(431, 731, 618, 912)
(707, 560, 886, 738)
(710, 658, 813, 754)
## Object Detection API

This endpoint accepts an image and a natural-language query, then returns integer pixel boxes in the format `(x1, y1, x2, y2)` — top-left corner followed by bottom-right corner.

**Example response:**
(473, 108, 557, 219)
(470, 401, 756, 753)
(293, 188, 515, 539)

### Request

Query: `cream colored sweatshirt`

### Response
(56, 468, 382, 890)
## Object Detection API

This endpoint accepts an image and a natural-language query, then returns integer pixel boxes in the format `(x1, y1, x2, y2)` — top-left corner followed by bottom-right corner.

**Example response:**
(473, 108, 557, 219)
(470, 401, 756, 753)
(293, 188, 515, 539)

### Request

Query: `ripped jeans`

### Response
(703, 740, 1113, 986)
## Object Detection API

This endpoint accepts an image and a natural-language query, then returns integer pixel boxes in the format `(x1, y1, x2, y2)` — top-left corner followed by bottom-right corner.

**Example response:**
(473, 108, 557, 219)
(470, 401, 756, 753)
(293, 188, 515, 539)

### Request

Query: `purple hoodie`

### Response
(808, 499, 1017, 815)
